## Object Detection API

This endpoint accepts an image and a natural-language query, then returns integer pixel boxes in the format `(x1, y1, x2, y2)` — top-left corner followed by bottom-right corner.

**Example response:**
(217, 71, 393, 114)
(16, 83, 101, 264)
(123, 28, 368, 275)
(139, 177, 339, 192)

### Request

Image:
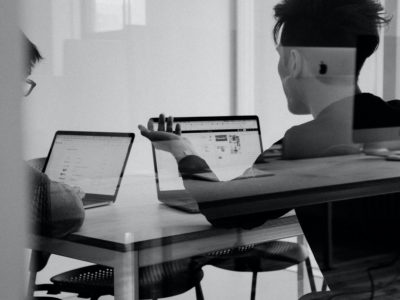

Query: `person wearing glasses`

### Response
(23, 33, 85, 237)
(24, 79, 36, 97)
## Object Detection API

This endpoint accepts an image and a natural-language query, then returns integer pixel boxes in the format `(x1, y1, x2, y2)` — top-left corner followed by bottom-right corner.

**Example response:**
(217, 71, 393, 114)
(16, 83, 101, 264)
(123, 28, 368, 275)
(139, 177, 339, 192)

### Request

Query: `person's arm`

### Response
(177, 154, 289, 228)
(140, 115, 289, 229)
(48, 179, 85, 237)
(26, 164, 85, 237)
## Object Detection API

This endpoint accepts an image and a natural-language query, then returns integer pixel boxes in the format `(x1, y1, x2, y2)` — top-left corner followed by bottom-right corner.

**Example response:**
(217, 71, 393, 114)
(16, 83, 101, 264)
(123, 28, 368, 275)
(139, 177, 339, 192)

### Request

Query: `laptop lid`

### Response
(42, 131, 134, 208)
(151, 116, 263, 213)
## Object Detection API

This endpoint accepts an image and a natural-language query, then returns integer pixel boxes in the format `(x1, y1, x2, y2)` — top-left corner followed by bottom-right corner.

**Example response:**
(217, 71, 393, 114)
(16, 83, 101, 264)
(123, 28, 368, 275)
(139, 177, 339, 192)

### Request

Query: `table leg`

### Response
(297, 235, 305, 298)
(114, 250, 139, 300)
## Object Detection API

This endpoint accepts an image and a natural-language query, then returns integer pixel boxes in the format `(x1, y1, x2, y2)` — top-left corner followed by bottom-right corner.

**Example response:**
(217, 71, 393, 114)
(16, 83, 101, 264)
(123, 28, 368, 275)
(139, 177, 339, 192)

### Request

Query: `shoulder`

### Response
(284, 118, 325, 146)
(354, 93, 400, 127)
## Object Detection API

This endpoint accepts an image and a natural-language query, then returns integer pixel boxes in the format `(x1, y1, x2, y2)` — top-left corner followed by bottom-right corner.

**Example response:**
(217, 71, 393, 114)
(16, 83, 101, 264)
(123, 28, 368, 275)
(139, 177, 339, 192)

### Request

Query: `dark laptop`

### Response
(151, 116, 269, 213)
(42, 131, 135, 208)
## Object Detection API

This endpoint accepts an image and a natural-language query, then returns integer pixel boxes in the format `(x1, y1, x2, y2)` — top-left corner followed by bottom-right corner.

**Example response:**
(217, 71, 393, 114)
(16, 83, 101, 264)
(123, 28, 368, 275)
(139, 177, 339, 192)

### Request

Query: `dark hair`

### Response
(273, 0, 390, 75)
(21, 32, 43, 74)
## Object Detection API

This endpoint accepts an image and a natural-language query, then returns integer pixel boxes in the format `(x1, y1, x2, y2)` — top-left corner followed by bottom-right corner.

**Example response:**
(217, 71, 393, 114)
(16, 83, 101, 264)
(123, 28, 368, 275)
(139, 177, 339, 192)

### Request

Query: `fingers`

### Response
(147, 119, 154, 131)
(174, 123, 181, 135)
(139, 118, 155, 138)
(138, 125, 150, 138)
(166, 116, 173, 132)
(141, 113, 179, 137)
(158, 114, 165, 131)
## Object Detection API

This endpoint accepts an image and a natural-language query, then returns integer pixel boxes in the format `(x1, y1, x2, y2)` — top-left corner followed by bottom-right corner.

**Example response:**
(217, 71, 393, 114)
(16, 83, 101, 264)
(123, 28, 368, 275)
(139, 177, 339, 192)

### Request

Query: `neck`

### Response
(305, 83, 360, 118)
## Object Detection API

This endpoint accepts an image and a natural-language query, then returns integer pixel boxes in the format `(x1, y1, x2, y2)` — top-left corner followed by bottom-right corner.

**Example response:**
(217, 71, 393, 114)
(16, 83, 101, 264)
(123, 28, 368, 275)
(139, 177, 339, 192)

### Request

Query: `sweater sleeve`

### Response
(178, 155, 290, 229)
(178, 155, 219, 181)
(26, 164, 85, 237)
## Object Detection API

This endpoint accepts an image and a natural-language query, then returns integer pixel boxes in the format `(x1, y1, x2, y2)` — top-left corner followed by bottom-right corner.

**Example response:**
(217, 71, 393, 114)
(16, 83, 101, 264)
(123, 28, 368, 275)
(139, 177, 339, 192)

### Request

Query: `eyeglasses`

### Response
(24, 79, 37, 97)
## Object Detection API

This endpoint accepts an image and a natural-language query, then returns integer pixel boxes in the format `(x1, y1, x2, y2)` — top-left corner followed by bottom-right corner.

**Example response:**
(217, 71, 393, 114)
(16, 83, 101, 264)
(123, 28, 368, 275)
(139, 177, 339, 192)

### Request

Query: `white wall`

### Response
(21, 0, 234, 174)
(253, 0, 311, 148)
(20, 0, 395, 170)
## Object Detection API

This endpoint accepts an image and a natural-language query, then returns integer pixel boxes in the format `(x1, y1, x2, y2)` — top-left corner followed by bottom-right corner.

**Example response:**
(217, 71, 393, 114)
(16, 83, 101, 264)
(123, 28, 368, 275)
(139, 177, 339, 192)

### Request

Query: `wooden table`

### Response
(29, 154, 400, 299)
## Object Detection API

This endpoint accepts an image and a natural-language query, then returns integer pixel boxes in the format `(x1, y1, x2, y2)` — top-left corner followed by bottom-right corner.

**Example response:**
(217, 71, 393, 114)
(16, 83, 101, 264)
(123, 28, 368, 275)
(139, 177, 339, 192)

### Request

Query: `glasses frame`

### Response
(25, 79, 37, 97)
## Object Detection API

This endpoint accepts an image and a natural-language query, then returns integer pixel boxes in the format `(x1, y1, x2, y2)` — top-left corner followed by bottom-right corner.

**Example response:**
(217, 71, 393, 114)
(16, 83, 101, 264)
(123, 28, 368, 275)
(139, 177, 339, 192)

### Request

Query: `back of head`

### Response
(273, 0, 390, 76)
(21, 32, 42, 75)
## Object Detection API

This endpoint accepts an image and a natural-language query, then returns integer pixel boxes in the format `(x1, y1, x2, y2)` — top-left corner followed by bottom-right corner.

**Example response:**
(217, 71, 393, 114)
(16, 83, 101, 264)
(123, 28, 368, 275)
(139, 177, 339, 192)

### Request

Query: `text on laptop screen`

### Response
(45, 135, 132, 195)
(155, 119, 262, 191)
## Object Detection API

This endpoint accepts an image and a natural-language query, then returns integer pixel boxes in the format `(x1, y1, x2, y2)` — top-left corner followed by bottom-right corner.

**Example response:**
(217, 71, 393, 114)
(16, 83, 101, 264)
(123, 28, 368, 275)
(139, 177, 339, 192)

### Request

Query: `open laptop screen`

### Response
(152, 116, 263, 192)
(43, 131, 134, 203)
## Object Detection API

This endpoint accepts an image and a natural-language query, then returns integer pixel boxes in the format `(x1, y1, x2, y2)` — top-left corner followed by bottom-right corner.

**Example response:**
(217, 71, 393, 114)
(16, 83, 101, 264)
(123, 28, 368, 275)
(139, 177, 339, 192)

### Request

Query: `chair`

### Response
(46, 258, 204, 300)
(204, 240, 316, 300)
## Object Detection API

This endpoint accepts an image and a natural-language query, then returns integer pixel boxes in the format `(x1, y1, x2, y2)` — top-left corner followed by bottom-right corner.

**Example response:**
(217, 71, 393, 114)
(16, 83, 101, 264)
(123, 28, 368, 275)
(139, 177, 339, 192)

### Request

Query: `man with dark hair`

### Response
(273, 0, 389, 76)
(140, 0, 397, 226)
(22, 33, 85, 237)
(273, 0, 397, 159)
(140, 0, 400, 295)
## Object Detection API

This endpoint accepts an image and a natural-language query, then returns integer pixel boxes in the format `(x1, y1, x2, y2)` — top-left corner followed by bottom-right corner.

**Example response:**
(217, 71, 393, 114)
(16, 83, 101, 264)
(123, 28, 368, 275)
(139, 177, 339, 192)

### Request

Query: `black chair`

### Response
(204, 240, 316, 300)
(46, 258, 204, 300)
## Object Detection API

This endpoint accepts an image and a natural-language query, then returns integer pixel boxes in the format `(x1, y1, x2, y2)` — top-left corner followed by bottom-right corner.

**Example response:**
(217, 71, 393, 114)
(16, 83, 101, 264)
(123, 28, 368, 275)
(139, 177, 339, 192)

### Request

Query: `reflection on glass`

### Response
(93, 0, 124, 32)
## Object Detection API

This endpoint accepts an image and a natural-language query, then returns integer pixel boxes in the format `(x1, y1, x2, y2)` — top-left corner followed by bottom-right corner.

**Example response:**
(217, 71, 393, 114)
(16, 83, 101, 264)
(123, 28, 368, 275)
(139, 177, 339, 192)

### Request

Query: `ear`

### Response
(288, 49, 302, 78)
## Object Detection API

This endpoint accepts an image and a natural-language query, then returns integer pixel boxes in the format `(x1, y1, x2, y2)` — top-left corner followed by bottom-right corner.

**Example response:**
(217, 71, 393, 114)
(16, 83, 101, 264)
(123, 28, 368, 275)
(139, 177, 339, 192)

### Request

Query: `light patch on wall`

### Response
(127, 0, 146, 26)
(94, 0, 124, 32)
(93, 0, 146, 32)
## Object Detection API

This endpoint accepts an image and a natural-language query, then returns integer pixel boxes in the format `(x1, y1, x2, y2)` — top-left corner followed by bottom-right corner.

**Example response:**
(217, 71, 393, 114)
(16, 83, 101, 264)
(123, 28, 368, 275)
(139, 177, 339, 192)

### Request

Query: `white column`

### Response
(236, 0, 255, 115)
(114, 232, 139, 300)
(383, 0, 398, 100)
(0, 0, 26, 298)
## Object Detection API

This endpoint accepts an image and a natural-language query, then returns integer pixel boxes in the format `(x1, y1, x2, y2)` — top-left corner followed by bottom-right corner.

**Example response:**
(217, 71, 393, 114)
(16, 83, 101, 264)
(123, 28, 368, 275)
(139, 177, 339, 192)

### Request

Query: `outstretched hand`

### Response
(139, 114, 197, 162)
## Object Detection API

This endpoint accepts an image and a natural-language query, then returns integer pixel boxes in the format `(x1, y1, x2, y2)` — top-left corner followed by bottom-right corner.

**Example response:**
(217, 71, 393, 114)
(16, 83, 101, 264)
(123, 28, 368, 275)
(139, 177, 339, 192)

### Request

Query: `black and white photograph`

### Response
(2, 0, 400, 299)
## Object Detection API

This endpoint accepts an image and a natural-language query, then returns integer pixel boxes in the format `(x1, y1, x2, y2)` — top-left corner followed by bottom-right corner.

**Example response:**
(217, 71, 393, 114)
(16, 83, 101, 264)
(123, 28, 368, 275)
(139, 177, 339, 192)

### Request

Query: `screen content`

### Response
(45, 135, 131, 195)
(155, 119, 262, 191)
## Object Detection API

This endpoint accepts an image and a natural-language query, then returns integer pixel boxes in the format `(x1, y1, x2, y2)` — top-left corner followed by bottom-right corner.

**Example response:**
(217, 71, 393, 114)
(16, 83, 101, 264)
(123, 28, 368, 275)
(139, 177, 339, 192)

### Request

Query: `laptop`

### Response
(151, 116, 271, 213)
(42, 131, 135, 208)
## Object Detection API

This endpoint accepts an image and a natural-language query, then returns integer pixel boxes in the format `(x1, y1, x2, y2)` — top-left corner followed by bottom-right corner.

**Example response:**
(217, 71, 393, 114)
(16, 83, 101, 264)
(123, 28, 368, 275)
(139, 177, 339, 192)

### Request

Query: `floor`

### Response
(33, 254, 324, 300)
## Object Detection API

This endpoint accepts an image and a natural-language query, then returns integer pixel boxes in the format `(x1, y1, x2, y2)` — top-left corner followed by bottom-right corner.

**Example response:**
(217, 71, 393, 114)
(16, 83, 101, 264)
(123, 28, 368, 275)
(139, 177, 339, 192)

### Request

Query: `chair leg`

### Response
(195, 282, 204, 300)
(27, 268, 37, 299)
(305, 258, 316, 292)
(250, 271, 258, 300)
(321, 279, 328, 291)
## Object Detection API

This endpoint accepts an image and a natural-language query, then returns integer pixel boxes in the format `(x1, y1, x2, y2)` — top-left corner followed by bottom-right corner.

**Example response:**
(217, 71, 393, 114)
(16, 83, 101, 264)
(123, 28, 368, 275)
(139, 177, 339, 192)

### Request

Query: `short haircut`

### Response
(21, 32, 43, 74)
(273, 0, 390, 75)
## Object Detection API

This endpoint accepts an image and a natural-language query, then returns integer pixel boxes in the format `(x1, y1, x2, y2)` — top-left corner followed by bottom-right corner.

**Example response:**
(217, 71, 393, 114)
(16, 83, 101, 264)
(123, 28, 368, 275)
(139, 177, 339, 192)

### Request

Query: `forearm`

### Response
(26, 164, 85, 237)
(49, 181, 85, 237)
(178, 155, 219, 181)
(178, 155, 289, 229)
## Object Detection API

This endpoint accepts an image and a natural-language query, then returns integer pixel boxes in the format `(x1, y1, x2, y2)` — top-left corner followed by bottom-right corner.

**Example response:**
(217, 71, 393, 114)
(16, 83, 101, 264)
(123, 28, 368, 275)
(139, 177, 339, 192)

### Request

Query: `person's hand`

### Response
(71, 186, 86, 199)
(139, 114, 197, 162)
